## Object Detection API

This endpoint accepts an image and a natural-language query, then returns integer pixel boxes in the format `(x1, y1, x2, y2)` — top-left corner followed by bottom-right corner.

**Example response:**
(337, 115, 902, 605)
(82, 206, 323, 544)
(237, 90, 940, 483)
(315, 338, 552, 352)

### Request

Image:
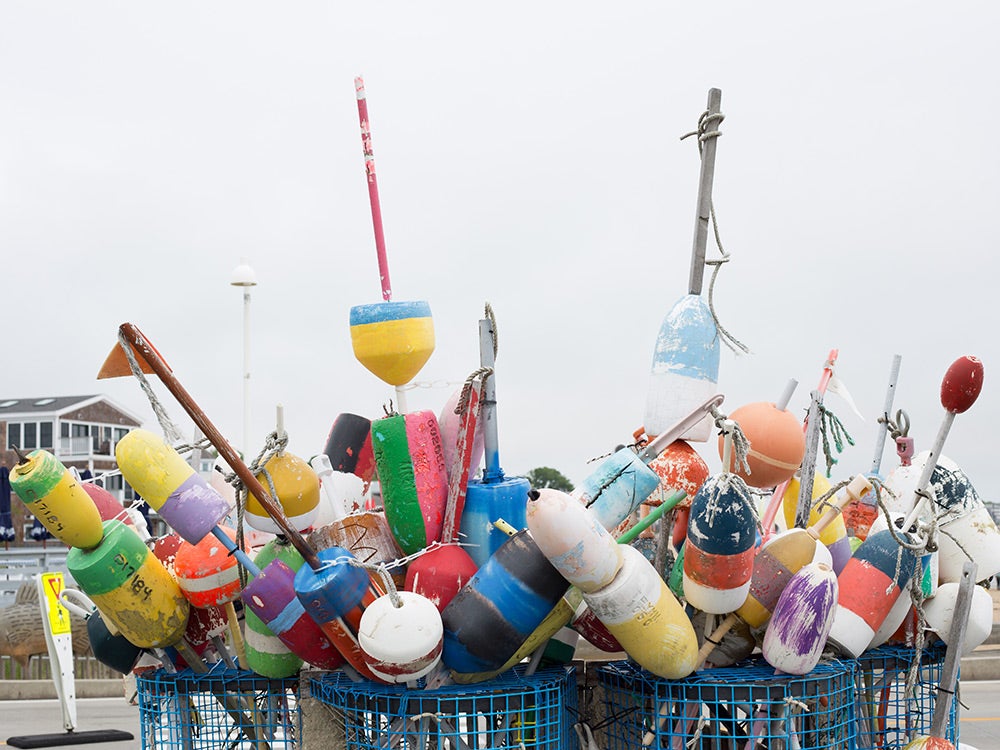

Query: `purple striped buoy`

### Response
(762, 562, 838, 674)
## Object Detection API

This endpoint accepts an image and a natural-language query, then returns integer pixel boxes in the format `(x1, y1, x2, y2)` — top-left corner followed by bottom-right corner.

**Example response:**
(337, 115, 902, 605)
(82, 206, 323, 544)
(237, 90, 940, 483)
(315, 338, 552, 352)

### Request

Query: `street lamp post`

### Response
(230, 259, 257, 457)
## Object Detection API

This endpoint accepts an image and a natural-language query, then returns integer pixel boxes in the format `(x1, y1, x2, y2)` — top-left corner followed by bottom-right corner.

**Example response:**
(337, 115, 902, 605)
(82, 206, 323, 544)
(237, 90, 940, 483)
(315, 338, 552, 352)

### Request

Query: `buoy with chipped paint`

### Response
(441, 528, 566, 676)
(67, 520, 190, 649)
(643, 294, 720, 443)
(371, 410, 448, 555)
(243, 538, 307, 678)
(174, 526, 242, 608)
(247, 451, 320, 535)
(762, 562, 838, 675)
(781, 472, 853, 575)
(682, 473, 757, 614)
(10, 449, 104, 550)
(827, 528, 919, 658)
(584, 544, 699, 679)
(115, 428, 231, 544)
(721, 401, 805, 488)
(293, 545, 388, 682)
(322, 412, 376, 490)
(241, 556, 344, 672)
(576, 395, 724, 531)
(923, 580, 993, 656)
(358, 590, 443, 683)
(526, 488, 622, 593)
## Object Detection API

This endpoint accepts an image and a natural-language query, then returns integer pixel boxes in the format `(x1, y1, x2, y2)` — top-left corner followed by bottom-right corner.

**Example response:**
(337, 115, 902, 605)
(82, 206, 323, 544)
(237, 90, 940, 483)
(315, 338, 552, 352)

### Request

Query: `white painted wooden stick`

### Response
(777, 379, 798, 411)
(929, 560, 976, 738)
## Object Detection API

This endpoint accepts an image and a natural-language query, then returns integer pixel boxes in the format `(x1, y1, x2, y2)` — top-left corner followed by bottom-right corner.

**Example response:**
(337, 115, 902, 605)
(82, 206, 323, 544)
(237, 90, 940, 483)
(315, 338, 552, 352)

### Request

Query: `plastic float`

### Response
(370, 409, 448, 555)
(721, 400, 805, 489)
(761, 561, 838, 675)
(404, 373, 484, 611)
(9, 448, 105, 550)
(348, 77, 434, 413)
(643, 88, 723, 443)
(460, 312, 532, 567)
(682, 420, 756, 614)
(441, 396, 720, 680)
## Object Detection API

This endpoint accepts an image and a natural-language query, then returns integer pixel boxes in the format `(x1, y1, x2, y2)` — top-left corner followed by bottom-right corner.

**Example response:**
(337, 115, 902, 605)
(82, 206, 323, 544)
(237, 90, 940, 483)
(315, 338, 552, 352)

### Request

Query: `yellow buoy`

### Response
(115, 429, 231, 544)
(247, 451, 320, 534)
(349, 301, 435, 386)
(67, 520, 190, 648)
(10, 450, 104, 550)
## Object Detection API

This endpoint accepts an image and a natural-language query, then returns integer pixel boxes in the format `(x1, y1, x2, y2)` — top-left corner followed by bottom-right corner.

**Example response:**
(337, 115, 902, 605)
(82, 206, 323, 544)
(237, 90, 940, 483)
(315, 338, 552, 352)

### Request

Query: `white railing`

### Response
(0, 547, 70, 607)
(57, 437, 114, 457)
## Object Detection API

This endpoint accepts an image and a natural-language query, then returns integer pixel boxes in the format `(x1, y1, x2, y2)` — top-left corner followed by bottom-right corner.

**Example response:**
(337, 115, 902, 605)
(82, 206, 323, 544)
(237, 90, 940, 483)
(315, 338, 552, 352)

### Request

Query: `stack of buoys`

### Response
(10, 448, 191, 651)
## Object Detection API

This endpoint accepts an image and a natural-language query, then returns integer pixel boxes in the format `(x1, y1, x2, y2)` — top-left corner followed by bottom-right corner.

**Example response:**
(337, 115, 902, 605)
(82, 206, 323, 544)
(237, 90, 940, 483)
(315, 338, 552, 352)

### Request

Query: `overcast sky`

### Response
(2, 3, 997, 496)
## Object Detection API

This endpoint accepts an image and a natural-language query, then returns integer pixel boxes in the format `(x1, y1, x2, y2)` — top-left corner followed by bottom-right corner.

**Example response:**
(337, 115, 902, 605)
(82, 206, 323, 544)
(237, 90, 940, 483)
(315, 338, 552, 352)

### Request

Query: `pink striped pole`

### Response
(760, 349, 838, 541)
(355, 76, 392, 302)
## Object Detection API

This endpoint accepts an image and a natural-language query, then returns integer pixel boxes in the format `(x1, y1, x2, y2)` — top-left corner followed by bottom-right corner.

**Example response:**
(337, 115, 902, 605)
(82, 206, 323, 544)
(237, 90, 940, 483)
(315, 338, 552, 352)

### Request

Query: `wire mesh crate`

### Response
(136, 667, 301, 750)
(309, 665, 580, 749)
(596, 658, 856, 749)
(854, 641, 955, 749)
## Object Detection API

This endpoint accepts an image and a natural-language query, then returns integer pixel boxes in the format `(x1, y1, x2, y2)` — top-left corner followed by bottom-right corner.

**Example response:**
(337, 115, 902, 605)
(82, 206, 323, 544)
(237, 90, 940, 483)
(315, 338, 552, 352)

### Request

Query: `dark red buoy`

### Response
(940, 355, 983, 414)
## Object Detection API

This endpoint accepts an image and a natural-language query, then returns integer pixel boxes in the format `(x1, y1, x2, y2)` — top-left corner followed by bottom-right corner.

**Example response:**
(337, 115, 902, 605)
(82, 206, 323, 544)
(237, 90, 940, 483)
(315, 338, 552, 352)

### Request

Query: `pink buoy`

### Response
(371, 410, 448, 555)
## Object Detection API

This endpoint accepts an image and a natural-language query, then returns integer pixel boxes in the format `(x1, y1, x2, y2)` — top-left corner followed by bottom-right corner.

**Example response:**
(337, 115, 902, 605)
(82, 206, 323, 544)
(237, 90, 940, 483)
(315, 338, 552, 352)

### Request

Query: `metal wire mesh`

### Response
(596, 658, 856, 749)
(854, 641, 956, 749)
(309, 665, 580, 749)
(136, 667, 301, 750)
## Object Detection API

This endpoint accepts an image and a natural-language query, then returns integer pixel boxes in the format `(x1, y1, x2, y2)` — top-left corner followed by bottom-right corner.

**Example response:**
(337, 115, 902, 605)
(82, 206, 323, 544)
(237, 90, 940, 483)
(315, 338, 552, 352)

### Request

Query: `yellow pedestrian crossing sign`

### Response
(41, 572, 71, 635)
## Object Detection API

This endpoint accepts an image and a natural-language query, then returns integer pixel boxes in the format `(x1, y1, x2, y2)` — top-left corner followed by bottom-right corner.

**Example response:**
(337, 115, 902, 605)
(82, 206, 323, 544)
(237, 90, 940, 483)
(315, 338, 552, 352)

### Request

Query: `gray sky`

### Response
(2, 3, 997, 495)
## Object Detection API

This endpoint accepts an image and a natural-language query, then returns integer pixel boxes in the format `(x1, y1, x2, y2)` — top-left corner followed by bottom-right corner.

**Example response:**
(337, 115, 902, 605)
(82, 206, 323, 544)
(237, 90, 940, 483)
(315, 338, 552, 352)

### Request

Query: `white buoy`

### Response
(358, 591, 443, 683)
(923, 580, 993, 656)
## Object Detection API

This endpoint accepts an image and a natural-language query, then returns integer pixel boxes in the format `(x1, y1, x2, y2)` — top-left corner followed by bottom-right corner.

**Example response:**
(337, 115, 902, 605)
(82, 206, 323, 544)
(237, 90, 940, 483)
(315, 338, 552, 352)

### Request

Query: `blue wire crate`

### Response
(854, 641, 955, 750)
(136, 667, 301, 750)
(310, 665, 580, 749)
(596, 658, 856, 749)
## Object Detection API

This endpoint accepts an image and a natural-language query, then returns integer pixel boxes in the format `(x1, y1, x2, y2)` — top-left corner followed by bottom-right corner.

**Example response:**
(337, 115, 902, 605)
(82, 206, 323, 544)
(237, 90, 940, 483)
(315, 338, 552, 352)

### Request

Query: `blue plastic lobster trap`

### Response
(136, 667, 301, 750)
(310, 665, 580, 749)
(854, 641, 956, 749)
(596, 658, 856, 749)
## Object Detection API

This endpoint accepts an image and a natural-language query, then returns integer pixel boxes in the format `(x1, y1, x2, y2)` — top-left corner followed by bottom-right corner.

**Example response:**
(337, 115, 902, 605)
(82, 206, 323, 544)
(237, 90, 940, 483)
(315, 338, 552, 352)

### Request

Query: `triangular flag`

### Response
(826, 373, 865, 421)
(96, 333, 169, 379)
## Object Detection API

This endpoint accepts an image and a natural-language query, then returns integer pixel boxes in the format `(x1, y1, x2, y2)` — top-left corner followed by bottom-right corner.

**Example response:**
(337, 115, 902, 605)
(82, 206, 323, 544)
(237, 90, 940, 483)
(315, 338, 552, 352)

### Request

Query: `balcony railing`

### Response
(57, 436, 113, 457)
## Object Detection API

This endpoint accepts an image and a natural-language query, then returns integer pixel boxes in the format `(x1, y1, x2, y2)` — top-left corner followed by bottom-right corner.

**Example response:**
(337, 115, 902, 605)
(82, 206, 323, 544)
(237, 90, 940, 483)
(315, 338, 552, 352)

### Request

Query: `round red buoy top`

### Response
(940, 355, 984, 414)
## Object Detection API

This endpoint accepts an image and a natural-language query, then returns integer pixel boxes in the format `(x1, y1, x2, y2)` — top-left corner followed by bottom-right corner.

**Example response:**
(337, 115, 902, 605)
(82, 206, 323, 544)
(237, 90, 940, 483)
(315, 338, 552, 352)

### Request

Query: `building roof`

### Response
(0, 395, 145, 424)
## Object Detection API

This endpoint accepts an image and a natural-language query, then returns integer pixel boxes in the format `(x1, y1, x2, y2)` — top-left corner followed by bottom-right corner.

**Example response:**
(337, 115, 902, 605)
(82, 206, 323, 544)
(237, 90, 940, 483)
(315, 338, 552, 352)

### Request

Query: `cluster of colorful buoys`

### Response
(11, 343, 998, 700)
(8, 84, 997, 750)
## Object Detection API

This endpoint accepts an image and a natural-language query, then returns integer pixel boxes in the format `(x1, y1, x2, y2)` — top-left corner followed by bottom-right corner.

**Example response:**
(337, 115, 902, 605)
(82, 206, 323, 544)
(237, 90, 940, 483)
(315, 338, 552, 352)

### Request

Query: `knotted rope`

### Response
(681, 110, 750, 356)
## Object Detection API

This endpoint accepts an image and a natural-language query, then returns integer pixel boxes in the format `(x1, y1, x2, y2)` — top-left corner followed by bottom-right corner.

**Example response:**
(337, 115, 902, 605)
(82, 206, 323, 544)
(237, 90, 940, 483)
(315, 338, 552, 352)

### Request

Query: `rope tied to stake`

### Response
(117, 329, 185, 444)
(681, 110, 750, 357)
(817, 403, 855, 477)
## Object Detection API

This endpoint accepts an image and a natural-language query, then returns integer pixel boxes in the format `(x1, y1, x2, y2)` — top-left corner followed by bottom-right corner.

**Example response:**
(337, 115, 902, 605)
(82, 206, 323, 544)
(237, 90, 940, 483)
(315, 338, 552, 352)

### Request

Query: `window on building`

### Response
(23, 423, 36, 450)
(61, 423, 69, 438)
(39, 422, 53, 450)
(8, 423, 20, 449)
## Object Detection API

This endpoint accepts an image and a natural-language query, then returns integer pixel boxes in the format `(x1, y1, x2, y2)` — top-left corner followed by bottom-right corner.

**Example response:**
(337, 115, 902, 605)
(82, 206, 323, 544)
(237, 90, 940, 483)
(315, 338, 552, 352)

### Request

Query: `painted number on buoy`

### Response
(112, 553, 154, 601)
(34, 501, 65, 534)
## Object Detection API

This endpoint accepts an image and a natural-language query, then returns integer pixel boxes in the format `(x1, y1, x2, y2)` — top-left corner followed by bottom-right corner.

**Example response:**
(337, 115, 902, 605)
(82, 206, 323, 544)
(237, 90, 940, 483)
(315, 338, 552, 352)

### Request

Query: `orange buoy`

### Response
(174, 526, 242, 608)
(721, 402, 805, 488)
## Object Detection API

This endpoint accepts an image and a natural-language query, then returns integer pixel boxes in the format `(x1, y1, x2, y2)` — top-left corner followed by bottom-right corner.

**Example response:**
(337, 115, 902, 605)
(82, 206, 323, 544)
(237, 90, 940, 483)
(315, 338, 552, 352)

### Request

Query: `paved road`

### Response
(2, 688, 998, 749)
